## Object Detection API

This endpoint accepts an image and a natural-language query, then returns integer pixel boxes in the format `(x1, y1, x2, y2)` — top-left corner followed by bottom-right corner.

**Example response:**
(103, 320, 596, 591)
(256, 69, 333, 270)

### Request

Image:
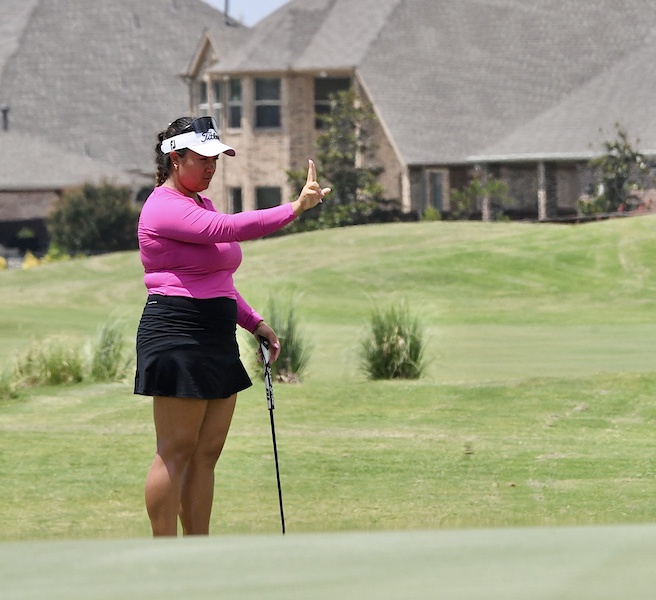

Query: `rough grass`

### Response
(1, 216, 656, 540)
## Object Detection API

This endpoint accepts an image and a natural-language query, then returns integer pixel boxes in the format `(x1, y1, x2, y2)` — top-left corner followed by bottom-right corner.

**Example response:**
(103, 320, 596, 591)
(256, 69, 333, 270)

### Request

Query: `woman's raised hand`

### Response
(293, 160, 331, 215)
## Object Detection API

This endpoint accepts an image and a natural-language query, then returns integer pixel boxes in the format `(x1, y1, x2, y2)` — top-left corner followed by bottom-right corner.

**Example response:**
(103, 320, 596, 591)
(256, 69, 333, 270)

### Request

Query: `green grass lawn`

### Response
(1, 215, 655, 540)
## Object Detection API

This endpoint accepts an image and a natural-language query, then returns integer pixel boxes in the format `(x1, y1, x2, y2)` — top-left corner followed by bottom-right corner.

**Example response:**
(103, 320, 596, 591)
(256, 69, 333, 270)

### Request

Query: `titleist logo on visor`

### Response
(201, 130, 219, 142)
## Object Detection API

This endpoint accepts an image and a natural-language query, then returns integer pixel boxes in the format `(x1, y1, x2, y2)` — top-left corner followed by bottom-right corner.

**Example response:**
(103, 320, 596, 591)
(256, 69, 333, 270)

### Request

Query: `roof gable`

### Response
(293, 0, 402, 71)
(209, 0, 335, 73)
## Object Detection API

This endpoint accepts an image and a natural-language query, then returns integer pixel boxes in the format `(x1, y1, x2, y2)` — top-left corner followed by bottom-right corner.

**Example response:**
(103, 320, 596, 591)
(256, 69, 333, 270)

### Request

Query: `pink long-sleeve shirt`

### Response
(138, 186, 297, 332)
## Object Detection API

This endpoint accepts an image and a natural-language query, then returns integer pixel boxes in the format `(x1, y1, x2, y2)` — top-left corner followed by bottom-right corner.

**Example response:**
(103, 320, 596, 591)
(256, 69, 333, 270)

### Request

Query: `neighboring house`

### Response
(0, 132, 136, 253)
(186, 0, 656, 219)
(470, 40, 656, 219)
(0, 0, 247, 251)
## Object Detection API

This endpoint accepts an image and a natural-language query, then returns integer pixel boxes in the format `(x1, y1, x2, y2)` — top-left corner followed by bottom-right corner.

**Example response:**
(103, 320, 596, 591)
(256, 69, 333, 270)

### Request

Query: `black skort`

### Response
(134, 294, 253, 399)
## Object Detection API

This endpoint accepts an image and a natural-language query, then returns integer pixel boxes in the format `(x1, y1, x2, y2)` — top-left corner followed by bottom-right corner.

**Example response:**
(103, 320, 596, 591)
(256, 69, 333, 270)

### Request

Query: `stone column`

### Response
(537, 161, 547, 221)
(480, 165, 491, 222)
(401, 170, 412, 213)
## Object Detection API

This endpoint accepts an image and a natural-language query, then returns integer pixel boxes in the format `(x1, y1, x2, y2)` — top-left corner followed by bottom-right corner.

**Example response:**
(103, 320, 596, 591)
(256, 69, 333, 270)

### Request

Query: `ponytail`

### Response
(154, 117, 193, 186)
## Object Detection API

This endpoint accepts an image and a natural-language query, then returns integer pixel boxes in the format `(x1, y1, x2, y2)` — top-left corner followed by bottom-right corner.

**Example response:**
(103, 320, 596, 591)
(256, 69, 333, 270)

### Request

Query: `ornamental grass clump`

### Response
(12, 338, 85, 387)
(360, 302, 426, 380)
(3, 320, 128, 395)
(0, 372, 18, 400)
(249, 296, 312, 383)
(89, 320, 127, 382)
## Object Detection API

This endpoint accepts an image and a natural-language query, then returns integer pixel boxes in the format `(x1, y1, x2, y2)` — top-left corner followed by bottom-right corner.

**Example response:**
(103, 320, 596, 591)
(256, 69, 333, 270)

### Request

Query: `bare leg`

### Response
(179, 394, 237, 535)
(145, 396, 208, 537)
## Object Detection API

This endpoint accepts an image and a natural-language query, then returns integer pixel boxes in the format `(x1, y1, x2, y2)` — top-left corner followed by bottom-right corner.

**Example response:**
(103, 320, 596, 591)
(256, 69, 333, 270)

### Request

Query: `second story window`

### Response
(256, 186, 281, 208)
(255, 78, 281, 128)
(314, 77, 351, 128)
(198, 80, 209, 116)
(228, 79, 242, 129)
(212, 80, 223, 127)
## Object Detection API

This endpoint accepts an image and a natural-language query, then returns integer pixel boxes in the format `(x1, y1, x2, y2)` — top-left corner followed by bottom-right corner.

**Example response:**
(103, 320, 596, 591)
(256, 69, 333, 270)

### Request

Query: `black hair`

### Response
(155, 116, 193, 186)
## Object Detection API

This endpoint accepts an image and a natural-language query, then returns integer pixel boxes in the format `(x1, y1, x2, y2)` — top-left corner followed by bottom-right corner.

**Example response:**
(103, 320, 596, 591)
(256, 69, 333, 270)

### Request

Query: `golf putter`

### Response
(259, 337, 286, 534)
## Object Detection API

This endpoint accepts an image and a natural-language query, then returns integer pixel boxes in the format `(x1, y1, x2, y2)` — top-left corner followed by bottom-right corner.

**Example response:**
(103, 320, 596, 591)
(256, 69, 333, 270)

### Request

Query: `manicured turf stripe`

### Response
(2, 525, 655, 599)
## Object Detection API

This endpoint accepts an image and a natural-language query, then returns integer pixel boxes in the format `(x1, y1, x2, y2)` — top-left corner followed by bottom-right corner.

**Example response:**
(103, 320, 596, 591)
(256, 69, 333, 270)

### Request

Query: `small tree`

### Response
(579, 126, 649, 215)
(286, 89, 387, 230)
(48, 182, 139, 254)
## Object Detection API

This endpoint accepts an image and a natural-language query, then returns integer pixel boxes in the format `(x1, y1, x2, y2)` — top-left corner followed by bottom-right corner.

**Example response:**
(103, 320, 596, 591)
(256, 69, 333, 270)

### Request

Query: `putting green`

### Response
(1, 525, 654, 599)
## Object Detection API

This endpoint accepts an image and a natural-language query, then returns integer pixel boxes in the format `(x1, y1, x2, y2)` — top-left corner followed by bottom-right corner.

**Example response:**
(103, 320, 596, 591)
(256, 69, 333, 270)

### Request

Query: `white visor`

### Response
(161, 123, 236, 157)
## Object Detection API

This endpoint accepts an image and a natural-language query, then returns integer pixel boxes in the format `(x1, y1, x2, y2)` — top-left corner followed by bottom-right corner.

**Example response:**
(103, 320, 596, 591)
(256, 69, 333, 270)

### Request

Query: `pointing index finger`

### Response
(306, 159, 316, 184)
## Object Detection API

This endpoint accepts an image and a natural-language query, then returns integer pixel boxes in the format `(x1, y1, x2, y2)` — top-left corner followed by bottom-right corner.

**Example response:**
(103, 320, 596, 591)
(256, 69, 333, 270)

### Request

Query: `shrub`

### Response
(249, 297, 312, 383)
(48, 182, 139, 255)
(22, 251, 40, 269)
(41, 244, 73, 264)
(360, 301, 426, 380)
(576, 194, 610, 216)
(422, 206, 442, 221)
(584, 125, 651, 215)
(449, 177, 511, 221)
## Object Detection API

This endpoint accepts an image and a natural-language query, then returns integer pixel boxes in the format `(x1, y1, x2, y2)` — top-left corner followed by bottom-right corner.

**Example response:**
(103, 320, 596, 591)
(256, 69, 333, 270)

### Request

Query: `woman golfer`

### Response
(134, 116, 329, 536)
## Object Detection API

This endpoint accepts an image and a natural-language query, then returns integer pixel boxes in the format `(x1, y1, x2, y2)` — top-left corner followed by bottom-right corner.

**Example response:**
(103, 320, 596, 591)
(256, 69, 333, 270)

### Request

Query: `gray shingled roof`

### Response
(0, 132, 134, 191)
(210, 0, 401, 73)
(208, 0, 656, 166)
(470, 39, 656, 162)
(0, 0, 39, 75)
(359, 0, 656, 165)
(0, 0, 248, 184)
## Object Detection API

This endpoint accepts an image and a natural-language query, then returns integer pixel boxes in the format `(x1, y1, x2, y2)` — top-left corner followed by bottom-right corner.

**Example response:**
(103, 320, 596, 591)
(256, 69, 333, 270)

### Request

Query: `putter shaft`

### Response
(260, 337, 286, 534)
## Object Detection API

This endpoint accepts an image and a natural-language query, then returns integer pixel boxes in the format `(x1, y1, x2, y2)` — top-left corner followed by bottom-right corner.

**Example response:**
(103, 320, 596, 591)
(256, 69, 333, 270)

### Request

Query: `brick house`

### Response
(470, 40, 656, 219)
(3, 0, 656, 255)
(186, 0, 656, 219)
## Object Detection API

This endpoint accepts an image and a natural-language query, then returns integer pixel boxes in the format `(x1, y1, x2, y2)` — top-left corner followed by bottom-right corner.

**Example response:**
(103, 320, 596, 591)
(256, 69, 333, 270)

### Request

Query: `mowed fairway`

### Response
(1, 216, 656, 597)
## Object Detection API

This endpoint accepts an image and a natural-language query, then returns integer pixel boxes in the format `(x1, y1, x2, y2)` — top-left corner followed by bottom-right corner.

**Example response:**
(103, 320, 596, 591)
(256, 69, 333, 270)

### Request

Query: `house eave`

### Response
(207, 65, 356, 77)
(466, 150, 656, 164)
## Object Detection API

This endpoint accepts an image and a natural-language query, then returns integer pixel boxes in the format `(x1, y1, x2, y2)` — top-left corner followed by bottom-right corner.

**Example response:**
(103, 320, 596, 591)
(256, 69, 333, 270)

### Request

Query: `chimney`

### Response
(224, 0, 230, 25)
(1, 105, 8, 132)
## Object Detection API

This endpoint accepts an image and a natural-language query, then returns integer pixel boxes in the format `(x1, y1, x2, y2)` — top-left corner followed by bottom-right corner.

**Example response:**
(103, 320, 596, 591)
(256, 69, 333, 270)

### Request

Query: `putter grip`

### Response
(259, 336, 271, 364)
